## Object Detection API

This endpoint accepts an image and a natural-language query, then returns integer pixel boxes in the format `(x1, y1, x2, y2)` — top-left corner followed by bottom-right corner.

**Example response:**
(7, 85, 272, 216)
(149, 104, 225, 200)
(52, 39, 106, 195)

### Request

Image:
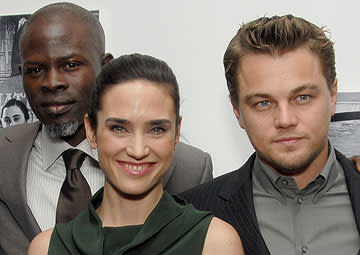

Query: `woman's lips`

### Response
(117, 161, 156, 176)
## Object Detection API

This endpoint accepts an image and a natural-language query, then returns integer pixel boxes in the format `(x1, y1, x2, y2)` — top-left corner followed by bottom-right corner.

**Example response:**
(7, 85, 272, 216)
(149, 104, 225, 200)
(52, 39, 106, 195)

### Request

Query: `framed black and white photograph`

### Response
(329, 92, 360, 157)
(0, 14, 33, 128)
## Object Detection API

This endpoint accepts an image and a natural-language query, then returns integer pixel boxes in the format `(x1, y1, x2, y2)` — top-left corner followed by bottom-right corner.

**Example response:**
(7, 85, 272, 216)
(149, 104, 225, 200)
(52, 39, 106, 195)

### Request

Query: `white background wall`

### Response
(1, 0, 359, 176)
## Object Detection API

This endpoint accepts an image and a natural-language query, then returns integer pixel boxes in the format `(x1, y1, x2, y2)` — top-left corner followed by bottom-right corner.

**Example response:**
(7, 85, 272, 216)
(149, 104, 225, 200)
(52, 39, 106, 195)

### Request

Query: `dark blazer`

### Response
(181, 150, 360, 255)
(0, 122, 213, 255)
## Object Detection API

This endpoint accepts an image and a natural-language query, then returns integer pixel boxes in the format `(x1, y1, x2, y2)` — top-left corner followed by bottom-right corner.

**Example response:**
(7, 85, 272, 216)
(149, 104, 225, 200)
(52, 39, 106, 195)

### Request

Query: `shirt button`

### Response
(302, 246, 308, 254)
(315, 178, 320, 183)
(281, 179, 288, 185)
(298, 197, 303, 204)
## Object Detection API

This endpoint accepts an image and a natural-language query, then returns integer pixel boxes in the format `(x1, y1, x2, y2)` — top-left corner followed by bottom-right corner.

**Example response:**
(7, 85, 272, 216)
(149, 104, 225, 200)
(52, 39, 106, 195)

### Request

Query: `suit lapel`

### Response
(219, 154, 270, 255)
(337, 150, 360, 235)
(0, 123, 41, 241)
(162, 142, 185, 188)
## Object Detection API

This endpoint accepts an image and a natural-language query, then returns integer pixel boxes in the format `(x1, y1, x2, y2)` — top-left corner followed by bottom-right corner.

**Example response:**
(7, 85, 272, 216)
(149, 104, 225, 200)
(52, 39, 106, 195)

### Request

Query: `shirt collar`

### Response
(37, 124, 98, 171)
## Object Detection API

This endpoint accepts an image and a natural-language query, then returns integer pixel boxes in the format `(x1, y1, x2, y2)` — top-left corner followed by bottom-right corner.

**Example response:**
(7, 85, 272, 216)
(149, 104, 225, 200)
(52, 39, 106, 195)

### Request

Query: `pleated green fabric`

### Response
(48, 188, 213, 255)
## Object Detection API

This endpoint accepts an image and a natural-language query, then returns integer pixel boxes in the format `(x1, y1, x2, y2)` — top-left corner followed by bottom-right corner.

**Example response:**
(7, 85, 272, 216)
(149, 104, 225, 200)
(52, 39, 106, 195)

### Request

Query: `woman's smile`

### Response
(117, 161, 157, 176)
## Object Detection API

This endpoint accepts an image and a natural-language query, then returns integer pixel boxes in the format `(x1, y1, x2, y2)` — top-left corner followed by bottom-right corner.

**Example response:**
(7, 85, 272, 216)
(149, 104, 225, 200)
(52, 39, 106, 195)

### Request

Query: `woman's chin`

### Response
(110, 181, 162, 200)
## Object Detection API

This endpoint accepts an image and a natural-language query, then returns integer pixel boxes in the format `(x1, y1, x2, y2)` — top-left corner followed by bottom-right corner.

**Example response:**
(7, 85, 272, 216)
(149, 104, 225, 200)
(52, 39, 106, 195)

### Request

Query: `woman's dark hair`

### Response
(88, 53, 180, 129)
(1, 98, 29, 120)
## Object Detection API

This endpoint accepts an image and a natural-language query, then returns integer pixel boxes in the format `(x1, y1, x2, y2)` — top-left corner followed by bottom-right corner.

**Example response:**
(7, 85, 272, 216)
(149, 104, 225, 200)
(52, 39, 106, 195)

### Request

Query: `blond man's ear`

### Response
(330, 78, 338, 116)
(231, 97, 245, 129)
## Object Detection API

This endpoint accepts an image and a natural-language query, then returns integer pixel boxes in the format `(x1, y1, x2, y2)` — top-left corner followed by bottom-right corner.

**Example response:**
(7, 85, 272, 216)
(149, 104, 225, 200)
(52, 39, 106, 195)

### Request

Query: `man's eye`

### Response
(259, 101, 269, 106)
(255, 100, 271, 109)
(150, 127, 166, 133)
(296, 95, 310, 103)
(25, 67, 43, 76)
(64, 62, 80, 70)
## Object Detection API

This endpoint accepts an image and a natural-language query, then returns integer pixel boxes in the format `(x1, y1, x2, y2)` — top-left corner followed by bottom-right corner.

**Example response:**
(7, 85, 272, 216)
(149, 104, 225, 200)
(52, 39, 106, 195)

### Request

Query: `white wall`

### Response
(1, 0, 359, 176)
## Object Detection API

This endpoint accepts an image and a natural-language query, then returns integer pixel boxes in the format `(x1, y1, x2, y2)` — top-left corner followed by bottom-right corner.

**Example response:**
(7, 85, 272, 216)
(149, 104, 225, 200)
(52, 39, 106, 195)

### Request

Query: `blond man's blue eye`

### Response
(298, 95, 309, 100)
(258, 101, 269, 106)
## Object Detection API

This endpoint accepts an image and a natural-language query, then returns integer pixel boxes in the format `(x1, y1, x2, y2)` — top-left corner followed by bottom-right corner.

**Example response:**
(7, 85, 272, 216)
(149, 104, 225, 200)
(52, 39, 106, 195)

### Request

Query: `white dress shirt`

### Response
(26, 125, 104, 231)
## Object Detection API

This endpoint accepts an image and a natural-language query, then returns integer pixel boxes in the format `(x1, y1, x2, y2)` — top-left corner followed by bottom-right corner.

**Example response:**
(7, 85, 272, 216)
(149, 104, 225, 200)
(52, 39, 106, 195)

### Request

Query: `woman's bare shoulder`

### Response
(202, 217, 244, 255)
(28, 228, 54, 255)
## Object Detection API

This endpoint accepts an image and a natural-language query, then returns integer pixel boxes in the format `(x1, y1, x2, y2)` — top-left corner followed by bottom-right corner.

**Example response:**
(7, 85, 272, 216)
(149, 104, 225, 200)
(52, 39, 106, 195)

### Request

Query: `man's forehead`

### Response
(20, 17, 92, 55)
(25, 13, 88, 35)
(235, 51, 329, 100)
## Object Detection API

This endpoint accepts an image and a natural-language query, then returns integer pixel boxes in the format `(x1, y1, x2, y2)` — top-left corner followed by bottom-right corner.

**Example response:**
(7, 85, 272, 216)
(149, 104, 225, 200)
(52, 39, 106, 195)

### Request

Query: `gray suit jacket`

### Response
(0, 122, 213, 254)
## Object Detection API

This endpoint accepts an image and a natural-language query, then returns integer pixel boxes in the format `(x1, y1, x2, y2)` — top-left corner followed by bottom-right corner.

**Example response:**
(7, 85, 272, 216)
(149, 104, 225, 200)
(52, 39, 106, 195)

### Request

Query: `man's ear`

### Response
(102, 53, 114, 66)
(231, 97, 245, 129)
(84, 114, 97, 149)
(330, 78, 338, 116)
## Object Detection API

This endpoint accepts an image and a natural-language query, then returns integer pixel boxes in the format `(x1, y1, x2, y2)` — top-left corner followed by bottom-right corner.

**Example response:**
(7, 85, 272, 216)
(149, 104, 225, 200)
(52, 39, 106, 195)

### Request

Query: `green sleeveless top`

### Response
(48, 188, 213, 254)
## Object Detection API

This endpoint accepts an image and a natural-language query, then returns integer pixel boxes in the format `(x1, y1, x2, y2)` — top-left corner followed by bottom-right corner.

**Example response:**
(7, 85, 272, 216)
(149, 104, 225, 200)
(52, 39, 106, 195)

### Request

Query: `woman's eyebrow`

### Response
(105, 118, 130, 125)
(147, 119, 171, 126)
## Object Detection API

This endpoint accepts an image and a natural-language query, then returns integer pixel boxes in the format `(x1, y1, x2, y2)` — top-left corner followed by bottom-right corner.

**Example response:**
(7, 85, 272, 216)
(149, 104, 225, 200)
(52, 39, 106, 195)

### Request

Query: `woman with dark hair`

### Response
(1, 98, 29, 127)
(28, 54, 244, 254)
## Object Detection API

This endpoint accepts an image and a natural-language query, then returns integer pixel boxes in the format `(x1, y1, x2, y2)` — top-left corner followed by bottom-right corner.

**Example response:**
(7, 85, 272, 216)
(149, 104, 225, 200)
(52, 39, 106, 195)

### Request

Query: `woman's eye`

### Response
(111, 126, 126, 133)
(4, 118, 11, 124)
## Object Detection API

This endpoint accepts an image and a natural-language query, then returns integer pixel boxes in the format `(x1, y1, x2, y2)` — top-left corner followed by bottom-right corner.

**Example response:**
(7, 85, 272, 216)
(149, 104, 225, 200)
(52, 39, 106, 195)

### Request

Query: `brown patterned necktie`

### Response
(56, 149, 92, 223)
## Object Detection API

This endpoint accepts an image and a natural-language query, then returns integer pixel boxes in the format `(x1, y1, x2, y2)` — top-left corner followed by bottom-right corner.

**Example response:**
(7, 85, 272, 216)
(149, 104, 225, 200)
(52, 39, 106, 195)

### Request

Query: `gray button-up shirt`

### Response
(253, 146, 360, 255)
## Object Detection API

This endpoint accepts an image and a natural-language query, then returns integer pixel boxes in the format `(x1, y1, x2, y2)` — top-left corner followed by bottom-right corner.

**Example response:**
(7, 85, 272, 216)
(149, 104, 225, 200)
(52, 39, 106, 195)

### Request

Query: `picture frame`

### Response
(329, 92, 360, 157)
